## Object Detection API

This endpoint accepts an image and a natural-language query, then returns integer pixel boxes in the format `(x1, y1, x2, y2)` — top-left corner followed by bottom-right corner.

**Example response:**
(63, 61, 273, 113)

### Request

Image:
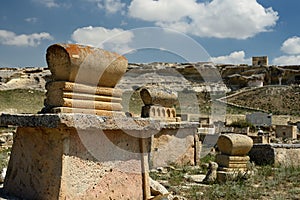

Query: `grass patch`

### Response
(150, 163, 300, 199)
(0, 89, 45, 114)
(0, 147, 11, 172)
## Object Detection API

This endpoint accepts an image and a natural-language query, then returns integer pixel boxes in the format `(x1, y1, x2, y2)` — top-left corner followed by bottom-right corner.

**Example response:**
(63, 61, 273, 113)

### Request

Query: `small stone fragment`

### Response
(202, 161, 218, 184)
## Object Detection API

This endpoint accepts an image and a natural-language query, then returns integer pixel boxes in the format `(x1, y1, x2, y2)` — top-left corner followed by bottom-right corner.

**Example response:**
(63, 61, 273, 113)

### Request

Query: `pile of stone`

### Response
(216, 133, 253, 181)
(140, 86, 178, 122)
(42, 43, 127, 116)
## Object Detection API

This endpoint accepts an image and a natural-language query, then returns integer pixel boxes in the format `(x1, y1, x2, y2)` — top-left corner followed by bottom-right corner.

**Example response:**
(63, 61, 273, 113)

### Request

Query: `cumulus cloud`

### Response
(281, 36, 300, 55)
(32, 0, 59, 8)
(129, 0, 198, 22)
(87, 0, 126, 14)
(128, 0, 279, 39)
(0, 30, 53, 47)
(71, 26, 134, 54)
(211, 51, 251, 64)
(271, 36, 300, 65)
(273, 55, 300, 66)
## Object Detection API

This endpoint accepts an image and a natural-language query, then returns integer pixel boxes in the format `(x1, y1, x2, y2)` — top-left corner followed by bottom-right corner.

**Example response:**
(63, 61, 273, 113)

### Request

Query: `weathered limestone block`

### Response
(140, 87, 177, 107)
(45, 98, 123, 111)
(46, 81, 123, 97)
(216, 134, 253, 182)
(150, 123, 199, 168)
(249, 144, 300, 166)
(217, 134, 253, 156)
(46, 91, 122, 103)
(51, 107, 124, 117)
(215, 154, 250, 167)
(1, 114, 158, 200)
(217, 165, 248, 171)
(149, 177, 169, 196)
(0, 113, 201, 199)
(46, 44, 128, 87)
(203, 161, 218, 184)
(217, 170, 253, 183)
(44, 81, 124, 116)
(141, 105, 176, 122)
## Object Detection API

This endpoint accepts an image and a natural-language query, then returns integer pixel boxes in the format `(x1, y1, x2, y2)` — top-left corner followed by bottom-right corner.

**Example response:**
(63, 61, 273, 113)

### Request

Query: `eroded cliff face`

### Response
(0, 67, 51, 91)
(219, 65, 300, 90)
(0, 63, 229, 94)
(118, 62, 228, 94)
(0, 63, 299, 92)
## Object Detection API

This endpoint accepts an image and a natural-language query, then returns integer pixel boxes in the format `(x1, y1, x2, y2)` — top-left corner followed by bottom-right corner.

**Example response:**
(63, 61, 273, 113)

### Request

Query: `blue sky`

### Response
(1, 0, 300, 67)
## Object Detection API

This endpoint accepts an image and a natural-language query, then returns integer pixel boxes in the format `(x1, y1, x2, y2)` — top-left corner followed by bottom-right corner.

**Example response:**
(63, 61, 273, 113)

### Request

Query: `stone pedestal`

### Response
(43, 44, 128, 117)
(249, 143, 300, 166)
(0, 114, 159, 200)
(0, 114, 200, 199)
(141, 105, 177, 122)
(216, 134, 253, 182)
(216, 154, 250, 171)
(46, 44, 128, 87)
(150, 122, 200, 168)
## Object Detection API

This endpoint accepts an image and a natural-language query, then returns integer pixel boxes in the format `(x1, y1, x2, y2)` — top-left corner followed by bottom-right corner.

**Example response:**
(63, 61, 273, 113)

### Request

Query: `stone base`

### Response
(217, 170, 253, 183)
(249, 143, 300, 166)
(3, 120, 150, 199)
(0, 113, 201, 200)
(150, 126, 199, 168)
(216, 154, 249, 168)
(50, 107, 124, 117)
(141, 105, 176, 122)
(217, 167, 248, 172)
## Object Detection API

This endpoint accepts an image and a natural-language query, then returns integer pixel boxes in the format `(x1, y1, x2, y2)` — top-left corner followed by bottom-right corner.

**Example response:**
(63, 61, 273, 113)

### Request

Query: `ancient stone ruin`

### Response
(43, 43, 127, 116)
(0, 44, 200, 200)
(140, 86, 178, 122)
(216, 133, 253, 182)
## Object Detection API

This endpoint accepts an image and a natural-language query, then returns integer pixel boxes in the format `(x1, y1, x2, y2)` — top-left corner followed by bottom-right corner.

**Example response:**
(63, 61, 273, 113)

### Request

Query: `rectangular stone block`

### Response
(46, 81, 123, 97)
(45, 98, 123, 111)
(219, 163, 248, 168)
(150, 126, 198, 168)
(217, 170, 253, 183)
(141, 105, 176, 122)
(216, 154, 249, 168)
(51, 107, 124, 117)
(218, 167, 248, 172)
(46, 44, 128, 87)
(2, 114, 155, 200)
(249, 144, 300, 166)
(46, 90, 122, 103)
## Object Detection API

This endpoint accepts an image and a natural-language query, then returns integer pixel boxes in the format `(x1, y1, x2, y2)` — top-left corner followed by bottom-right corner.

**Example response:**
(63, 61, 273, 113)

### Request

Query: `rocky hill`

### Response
(224, 85, 300, 116)
(0, 63, 229, 93)
(0, 67, 50, 91)
(0, 63, 300, 116)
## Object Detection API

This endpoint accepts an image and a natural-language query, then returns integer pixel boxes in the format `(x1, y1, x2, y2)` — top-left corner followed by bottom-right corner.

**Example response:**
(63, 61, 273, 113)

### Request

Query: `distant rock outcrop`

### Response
(219, 65, 300, 90)
(0, 63, 299, 93)
(0, 67, 51, 91)
(0, 63, 229, 94)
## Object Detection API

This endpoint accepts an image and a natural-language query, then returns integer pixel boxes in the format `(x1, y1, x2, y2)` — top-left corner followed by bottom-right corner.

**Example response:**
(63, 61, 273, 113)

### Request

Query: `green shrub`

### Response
(228, 119, 255, 129)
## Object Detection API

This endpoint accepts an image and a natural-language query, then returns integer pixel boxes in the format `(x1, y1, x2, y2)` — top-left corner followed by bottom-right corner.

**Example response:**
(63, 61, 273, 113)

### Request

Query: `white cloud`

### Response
(128, 0, 198, 22)
(32, 0, 59, 8)
(211, 51, 251, 64)
(273, 55, 300, 66)
(0, 30, 53, 47)
(271, 36, 300, 65)
(25, 17, 38, 23)
(128, 0, 279, 39)
(71, 26, 134, 54)
(281, 36, 300, 55)
(87, 0, 126, 14)
(32, 0, 72, 8)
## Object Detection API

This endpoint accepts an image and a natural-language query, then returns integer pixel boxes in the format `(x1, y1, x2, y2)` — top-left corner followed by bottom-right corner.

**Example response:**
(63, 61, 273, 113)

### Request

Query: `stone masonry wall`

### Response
(249, 144, 300, 166)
